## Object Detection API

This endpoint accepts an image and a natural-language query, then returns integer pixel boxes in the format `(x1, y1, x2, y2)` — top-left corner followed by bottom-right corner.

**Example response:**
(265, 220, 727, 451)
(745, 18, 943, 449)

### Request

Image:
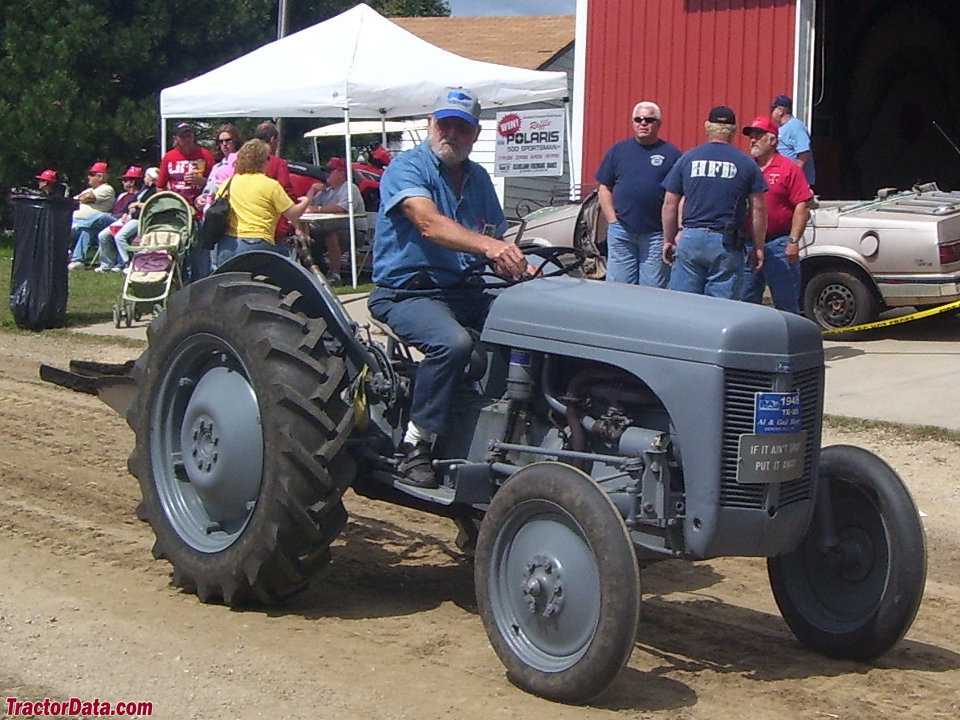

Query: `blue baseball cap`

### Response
(433, 87, 481, 126)
(771, 94, 793, 110)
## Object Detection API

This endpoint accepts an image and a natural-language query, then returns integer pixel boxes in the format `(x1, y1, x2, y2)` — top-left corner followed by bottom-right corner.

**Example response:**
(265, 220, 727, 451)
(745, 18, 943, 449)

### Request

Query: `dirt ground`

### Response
(1, 330, 958, 720)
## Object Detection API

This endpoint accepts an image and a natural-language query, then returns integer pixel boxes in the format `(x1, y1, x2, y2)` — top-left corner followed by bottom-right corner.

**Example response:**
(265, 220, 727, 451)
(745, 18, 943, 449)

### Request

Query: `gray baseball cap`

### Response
(433, 87, 481, 126)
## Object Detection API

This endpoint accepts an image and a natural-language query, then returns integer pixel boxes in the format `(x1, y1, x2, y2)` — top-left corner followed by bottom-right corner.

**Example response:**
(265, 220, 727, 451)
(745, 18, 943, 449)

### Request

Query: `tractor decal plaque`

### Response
(736, 392, 806, 484)
(753, 391, 801, 434)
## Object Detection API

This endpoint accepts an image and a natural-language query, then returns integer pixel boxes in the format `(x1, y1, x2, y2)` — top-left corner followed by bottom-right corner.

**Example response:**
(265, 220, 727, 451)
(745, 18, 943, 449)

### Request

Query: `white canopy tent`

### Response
(159, 3, 569, 286)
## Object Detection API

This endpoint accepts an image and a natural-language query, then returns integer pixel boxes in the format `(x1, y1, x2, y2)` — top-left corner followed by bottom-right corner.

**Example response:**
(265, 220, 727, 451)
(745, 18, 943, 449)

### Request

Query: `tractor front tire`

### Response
(128, 272, 356, 605)
(475, 462, 639, 703)
(768, 445, 926, 660)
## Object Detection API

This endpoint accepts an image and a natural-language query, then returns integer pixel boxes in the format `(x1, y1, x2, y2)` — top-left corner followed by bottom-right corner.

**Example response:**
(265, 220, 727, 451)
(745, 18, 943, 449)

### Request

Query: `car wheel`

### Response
(803, 270, 879, 330)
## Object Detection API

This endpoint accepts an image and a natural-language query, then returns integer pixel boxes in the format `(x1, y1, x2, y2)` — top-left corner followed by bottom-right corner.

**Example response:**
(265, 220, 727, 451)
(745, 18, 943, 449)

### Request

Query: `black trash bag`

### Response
(9, 194, 77, 330)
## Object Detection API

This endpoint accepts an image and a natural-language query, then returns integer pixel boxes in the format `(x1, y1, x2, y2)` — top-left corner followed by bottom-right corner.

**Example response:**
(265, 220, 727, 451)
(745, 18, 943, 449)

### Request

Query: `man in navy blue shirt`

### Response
(596, 101, 681, 287)
(368, 87, 529, 488)
(662, 106, 768, 299)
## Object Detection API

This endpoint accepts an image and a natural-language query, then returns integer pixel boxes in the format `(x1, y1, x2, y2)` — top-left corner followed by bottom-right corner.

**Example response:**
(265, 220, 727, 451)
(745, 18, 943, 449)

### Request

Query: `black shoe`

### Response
(398, 441, 438, 489)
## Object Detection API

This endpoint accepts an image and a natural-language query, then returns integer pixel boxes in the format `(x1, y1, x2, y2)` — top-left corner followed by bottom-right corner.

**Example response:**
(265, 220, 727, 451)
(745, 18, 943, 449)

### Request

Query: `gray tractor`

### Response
(43, 246, 926, 704)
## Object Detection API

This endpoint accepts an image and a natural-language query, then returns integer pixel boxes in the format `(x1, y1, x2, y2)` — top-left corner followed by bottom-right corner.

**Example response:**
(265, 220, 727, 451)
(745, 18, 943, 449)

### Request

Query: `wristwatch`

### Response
(786, 238, 799, 244)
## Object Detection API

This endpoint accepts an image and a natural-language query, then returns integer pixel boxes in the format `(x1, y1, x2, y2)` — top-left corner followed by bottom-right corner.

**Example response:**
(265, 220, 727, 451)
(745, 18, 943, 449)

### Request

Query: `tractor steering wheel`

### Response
(462, 243, 585, 288)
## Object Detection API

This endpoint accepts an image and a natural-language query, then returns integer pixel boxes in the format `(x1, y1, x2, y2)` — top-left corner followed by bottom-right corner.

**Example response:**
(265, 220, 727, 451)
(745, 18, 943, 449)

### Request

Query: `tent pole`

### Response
(343, 105, 358, 289)
(564, 98, 576, 201)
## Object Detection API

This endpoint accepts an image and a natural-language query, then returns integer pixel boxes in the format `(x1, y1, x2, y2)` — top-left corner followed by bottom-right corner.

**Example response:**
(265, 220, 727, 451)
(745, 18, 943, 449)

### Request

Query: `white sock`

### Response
(403, 421, 434, 446)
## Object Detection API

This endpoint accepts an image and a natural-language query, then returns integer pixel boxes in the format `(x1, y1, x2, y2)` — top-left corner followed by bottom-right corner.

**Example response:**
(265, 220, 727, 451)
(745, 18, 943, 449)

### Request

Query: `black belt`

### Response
(400, 272, 442, 290)
(395, 272, 486, 291)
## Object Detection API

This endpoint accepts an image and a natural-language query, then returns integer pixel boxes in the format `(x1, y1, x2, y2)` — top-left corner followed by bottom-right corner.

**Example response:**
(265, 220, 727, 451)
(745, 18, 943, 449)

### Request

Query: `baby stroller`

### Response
(112, 191, 194, 328)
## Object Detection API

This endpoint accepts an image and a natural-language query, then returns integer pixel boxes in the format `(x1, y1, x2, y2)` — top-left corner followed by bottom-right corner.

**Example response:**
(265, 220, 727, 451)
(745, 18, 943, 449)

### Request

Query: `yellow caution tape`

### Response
(821, 299, 960, 336)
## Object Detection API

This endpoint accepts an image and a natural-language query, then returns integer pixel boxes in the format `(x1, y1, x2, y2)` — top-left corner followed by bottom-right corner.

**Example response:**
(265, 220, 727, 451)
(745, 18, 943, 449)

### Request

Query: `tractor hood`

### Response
(482, 277, 823, 372)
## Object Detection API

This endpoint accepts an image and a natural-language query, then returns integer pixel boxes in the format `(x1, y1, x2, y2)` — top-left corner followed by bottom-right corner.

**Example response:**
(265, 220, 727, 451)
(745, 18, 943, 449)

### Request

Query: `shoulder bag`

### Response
(198, 177, 233, 250)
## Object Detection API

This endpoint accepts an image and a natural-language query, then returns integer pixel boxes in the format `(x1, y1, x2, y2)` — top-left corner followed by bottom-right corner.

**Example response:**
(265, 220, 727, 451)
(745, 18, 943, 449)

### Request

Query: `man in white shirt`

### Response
(68, 162, 117, 268)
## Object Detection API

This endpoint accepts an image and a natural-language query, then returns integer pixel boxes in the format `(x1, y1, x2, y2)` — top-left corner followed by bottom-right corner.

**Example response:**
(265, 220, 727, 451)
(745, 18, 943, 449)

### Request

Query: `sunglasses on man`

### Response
(633, 116, 660, 125)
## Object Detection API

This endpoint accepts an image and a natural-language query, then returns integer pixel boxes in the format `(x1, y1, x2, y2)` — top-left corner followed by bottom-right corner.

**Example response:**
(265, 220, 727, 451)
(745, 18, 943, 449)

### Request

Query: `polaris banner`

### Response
(494, 108, 565, 178)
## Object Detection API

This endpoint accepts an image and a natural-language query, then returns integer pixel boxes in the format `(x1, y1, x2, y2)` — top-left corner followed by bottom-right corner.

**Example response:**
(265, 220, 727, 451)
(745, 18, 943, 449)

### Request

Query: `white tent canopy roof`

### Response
(160, 3, 568, 120)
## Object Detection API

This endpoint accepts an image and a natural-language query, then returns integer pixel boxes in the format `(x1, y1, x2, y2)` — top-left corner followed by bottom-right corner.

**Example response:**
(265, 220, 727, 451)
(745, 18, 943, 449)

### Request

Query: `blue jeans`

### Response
(368, 286, 494, 436)
(668, 227, 744, 299)
(605, 221, 670, 288)
(216, 236, 285, 268)
(71, 212, 115, 262)
(97, 219, 138, 269)
(740, 236, 801, 313)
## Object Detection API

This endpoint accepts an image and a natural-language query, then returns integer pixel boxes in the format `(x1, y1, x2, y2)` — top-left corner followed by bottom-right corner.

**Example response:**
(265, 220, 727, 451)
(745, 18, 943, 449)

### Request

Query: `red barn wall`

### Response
(582, 0, 797, 186)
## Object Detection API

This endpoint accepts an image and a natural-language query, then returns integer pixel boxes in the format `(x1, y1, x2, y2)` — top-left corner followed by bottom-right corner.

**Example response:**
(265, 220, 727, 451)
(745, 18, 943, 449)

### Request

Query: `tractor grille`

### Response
(720, 366, 821, 509)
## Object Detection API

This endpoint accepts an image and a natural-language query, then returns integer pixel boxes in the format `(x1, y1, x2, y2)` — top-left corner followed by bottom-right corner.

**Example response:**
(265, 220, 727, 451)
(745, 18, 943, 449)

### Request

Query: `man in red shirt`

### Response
(158, 122, 216, 215)
(158, 122, 216, 279)
(254, 121, 297, 245)
(740, 116, 813, 313)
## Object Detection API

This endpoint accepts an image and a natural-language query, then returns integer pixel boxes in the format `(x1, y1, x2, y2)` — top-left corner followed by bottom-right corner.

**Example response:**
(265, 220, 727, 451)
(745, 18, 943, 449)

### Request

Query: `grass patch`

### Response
(824, 414, 960, 446)
(0, 245, 373, 331)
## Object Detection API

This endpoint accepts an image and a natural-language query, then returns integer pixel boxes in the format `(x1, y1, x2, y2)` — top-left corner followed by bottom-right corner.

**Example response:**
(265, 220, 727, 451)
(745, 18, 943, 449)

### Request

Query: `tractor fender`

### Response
(216, 250, 379, 379)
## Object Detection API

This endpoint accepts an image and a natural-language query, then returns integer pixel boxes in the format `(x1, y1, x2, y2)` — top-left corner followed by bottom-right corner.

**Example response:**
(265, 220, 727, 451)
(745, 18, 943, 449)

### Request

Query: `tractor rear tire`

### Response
(128, 272, 356, 605)
(475, 462, 639, 703)
(768, 445, 926, 660)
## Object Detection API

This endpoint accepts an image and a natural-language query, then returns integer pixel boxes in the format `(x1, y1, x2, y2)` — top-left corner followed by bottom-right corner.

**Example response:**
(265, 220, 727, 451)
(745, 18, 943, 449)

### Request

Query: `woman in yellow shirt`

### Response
(215, 139, 319, 266)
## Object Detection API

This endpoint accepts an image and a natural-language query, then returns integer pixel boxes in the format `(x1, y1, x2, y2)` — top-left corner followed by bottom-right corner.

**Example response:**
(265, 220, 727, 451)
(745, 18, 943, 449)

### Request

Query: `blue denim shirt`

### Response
(372, 140, 507, 288)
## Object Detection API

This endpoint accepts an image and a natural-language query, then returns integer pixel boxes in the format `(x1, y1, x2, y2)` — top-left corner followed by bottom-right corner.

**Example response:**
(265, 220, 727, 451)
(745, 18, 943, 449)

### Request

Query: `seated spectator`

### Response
(215, 140, 320, 267)
(68, 162, 117, 269)
(304, 157, 365, 286)
(95, 166, 159, 272)
(35, 169, 66, 197)
(70, 166, 141, 271)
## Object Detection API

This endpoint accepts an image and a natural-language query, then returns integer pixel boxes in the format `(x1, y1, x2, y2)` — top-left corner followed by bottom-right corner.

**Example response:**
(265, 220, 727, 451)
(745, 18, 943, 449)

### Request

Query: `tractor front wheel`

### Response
(768, 445, 926, 660)
(475, 462, 639, 703)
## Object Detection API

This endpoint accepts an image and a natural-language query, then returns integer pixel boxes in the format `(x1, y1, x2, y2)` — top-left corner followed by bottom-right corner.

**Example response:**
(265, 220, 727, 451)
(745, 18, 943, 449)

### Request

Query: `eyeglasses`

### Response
(217, 138, 235, 145)
(633, 116, 660, 125)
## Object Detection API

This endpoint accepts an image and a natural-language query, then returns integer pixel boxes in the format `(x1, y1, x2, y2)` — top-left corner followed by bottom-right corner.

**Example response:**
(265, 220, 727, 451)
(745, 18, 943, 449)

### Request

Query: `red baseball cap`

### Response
(325, 157, 347, 171)
(121, 166, 144, 179)
(371, 146, 392, 166)
(35, 169, 58, 182)
(88, 161, 109, 174)
(742, 116, 779, 137)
